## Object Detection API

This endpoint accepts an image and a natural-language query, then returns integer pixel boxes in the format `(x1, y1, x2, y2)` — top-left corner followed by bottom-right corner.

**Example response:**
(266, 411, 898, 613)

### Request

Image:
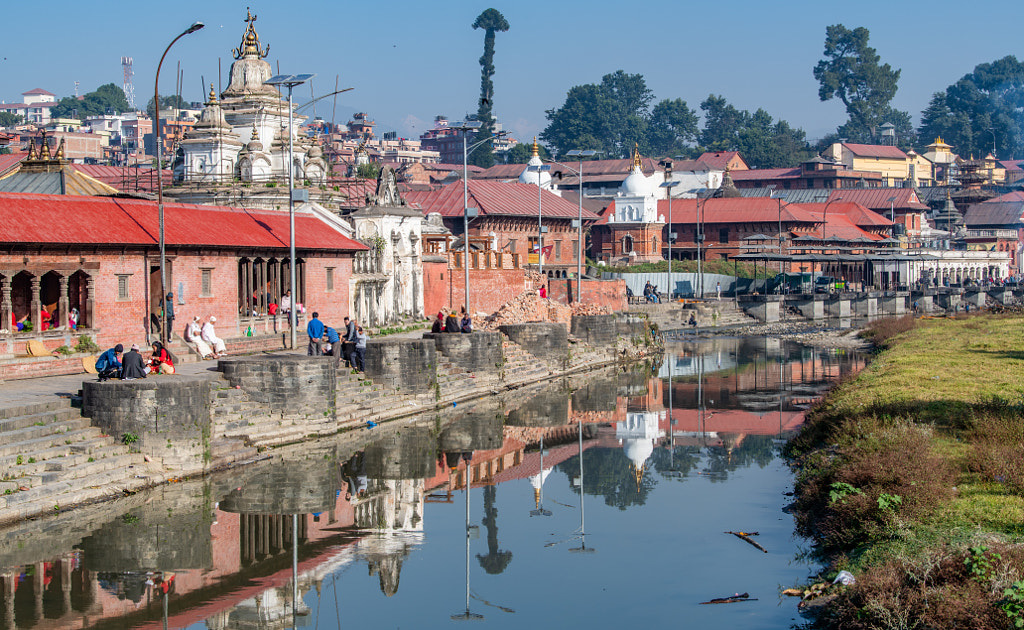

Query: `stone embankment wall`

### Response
(425, 331, 503, 373)
(82, 376, 212, 470)
(219, 355, 336, 420)
(498, 323, 568, 364)
(364, 338, 438, 391)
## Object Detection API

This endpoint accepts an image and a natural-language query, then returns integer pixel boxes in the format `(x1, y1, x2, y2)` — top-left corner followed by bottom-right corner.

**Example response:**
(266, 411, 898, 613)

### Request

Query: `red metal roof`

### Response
(795, 206, 883, 241)
(809, 201, 892, 227)
(404, 180, 600, 221)
(23, 88, 56, 96)
(985, 190, 1024, 204)
(696, 151, 747, 171)
(824, 188, 928, 211)
(0, 193, 367, 252)
(729, 168, 801, 181)
(0, 153, 26, 177)
(842, 143, 909, 159)
(600, 197, 822, 226)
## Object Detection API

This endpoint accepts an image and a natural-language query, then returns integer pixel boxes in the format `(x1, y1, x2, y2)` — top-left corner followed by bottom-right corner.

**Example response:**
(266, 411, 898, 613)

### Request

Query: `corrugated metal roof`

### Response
(602, 197, 821, 226)
(730, 168, 801, 180)
(801, 202, 892, 227)
(476, 157, 661, 181)
(70, 164, 172, 193)
(842, 143, 909, 159)
(0, 153, 25, 177)
(0, 172, 62, 194)
(963, 201, 1024, 227)
(404, 180, 600, 220)
(0, 192, 367, 252)
(824, 188, 929, 211)
(696, 151, 746, 170)
(739, 188, 831, 203)
(985, 190, 1024, 204)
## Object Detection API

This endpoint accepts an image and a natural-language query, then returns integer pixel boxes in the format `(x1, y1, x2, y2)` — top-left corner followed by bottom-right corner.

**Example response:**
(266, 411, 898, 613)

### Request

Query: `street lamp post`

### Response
(450, 121, 482, 317)
(154, 21, 204, 345)
(565, 149, 598, 302)
(688, 187, 710, 299)
(527, 161, 552, 275)
(768, 185, 789, 274)
(265, 73, 316, 350)
(659, 161, 677, 301)
(821, 195, 844, 240)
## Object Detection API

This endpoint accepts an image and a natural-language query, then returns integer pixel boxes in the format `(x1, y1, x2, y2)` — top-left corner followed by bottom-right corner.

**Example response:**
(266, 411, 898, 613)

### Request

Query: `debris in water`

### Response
(725, 531, 768, 553)
(700, 592, 756, 605)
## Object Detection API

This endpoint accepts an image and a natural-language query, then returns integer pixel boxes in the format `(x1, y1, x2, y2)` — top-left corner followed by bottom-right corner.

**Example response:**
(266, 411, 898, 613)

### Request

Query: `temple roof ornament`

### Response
(232, 8, 269, 60)
(632, 143, 641, 169)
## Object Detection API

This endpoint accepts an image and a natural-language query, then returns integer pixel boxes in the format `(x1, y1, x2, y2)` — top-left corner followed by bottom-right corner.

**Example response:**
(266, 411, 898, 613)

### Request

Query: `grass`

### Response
(787, 313, 1024, 629)
(594, 258, 770, 278)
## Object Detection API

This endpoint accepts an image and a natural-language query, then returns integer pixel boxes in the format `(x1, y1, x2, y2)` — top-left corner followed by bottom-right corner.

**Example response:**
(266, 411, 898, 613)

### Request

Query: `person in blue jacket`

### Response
(95, 344, 124, 381)
(325, 325, 342, 367)
(307, 311, 324, 356)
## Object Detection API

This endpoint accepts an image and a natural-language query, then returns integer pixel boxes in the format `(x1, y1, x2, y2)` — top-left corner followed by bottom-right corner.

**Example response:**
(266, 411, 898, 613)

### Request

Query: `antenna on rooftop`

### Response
(121, 56, 135, 109)
(74, 81, 79, 98)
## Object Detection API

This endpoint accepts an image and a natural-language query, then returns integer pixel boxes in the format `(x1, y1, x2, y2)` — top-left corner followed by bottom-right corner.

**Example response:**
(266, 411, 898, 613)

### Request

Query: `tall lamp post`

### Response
(527, 160, 552, 275)
(265, 73, 316, 350)
(451, 121, 503, 318)
(565, 149, 598, 302)
(768, 185, 789, 274)
(687, 187, 711, 299)
(154, 21, 204, 345)
(659, 161, 677, 301)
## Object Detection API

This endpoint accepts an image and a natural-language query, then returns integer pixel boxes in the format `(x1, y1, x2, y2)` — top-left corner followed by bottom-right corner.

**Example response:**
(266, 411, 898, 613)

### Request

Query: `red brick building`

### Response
(405, 180, 600, 278)
(0, 193, 365, 355)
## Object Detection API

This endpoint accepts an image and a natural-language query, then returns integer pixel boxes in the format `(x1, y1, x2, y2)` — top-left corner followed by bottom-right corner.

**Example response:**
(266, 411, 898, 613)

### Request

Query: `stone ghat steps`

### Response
(0, 398, 153, 513)
(500, 342, 557, 385)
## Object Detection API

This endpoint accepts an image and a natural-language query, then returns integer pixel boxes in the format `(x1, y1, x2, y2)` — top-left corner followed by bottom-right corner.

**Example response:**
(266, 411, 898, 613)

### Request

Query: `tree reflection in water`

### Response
(557, 448, 656, 511)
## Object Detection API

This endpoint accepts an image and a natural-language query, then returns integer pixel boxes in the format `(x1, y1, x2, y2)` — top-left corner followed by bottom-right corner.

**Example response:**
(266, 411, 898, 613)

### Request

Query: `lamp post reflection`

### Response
(449, 451, 483, 621)
(569, 422, 595, 554)
(529, 434, 553, 517)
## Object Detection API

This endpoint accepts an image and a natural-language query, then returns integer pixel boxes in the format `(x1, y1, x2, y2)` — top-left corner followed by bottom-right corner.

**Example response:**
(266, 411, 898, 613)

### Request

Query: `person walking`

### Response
(716, 281, 721, 301)
(307, 311, 325, 356)
(163, 292, 175, 336)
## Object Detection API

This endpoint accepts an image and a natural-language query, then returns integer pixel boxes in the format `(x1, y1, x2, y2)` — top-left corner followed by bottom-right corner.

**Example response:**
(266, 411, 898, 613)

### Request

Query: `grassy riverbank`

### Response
(786, 313, 1024, 629)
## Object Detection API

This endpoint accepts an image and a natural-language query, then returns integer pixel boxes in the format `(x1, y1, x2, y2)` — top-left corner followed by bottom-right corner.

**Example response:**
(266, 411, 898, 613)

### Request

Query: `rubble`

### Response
(479, 289, 612, 331)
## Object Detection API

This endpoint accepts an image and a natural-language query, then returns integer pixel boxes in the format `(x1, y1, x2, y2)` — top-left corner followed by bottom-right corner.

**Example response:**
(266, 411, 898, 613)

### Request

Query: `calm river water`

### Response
(0, 337, 866, 630)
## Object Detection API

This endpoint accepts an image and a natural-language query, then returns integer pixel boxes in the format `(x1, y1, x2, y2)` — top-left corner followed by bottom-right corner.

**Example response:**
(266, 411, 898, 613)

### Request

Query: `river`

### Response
(0, 337, 866, 630)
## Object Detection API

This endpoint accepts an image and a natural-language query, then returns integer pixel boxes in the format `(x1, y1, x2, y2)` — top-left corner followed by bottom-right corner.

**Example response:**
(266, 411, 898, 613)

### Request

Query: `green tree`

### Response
(542, 71, 655, 159)
(469, 8, 510, 169)
(146, 94, 189, 120)
(647, 98, 699, 158)
(504, 141, 551, 164)
(698, 95, 813, 168)
(918, 56, 1024, 158)
(50, 83, 130, 120)
(356, 161, 381, 180)
(0, 112, 22, 127)
(813, 25, 907, 142)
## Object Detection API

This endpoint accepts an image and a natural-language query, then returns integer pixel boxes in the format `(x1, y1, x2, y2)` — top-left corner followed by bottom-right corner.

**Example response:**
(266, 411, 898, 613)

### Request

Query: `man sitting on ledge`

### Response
(95, 344, 123, 381)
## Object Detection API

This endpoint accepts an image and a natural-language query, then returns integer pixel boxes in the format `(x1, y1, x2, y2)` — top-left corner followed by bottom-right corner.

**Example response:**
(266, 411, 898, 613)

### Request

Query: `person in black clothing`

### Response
(121, 343, 148, 380)
(444, 311, 460, 333)
(342, 316, 357, 367)
(431, 311, 444, 333)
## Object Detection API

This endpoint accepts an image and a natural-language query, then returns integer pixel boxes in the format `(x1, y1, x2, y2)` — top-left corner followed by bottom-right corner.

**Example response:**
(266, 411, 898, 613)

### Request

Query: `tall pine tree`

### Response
(469, 9, 510, 168)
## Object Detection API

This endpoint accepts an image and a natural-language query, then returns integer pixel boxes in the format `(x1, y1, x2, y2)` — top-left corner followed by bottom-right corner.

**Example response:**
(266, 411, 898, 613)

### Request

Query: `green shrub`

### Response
(74, 335, 100, 353)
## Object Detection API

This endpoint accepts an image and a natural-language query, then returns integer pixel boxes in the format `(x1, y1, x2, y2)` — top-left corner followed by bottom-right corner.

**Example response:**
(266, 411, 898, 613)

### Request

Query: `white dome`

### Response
(621, 165, 650, 196)
(519, 154, 551, 187)
(623, 439, 654, 469)
(529, 467, 552, 490)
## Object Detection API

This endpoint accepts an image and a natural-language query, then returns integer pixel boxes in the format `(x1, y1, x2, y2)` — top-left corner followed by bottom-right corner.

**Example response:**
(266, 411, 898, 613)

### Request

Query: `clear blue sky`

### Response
(3, 0, 1021, 147)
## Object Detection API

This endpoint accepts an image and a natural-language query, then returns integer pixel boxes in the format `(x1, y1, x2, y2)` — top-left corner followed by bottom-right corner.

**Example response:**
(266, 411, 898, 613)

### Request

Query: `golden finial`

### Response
(40, 130, 51, 159)
(632, 463, 645, 492)
(250, 123, 259, 142)
(632, 143, 641, 169)
(207, 83, 217, 105)
(232, 7, 270, 60)
(55, 137, 66, 160)
(531, 137, 538, 157)
(533, 487, 541, 508)
(26, 137, 36, 160)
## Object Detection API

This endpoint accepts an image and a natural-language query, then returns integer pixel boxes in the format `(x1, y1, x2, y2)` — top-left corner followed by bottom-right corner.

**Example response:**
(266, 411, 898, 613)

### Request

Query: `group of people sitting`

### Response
(11, 306, 81, 332)
(183, 315, 227, 359)
(431, 308, 472, 334)
(94, 341, 176, 382)
(643, 281, 661, 303)
(308, 313, 367, 372)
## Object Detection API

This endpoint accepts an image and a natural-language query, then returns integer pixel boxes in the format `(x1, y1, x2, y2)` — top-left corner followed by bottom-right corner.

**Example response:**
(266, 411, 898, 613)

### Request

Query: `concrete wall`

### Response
(602, 271, 736, 299)
(425, 331, 503, 374)
(82, 376, 212, 470)
(498, 323, 568, 364)
(364, 338, 437, 391)
(219, 355, 336, 420)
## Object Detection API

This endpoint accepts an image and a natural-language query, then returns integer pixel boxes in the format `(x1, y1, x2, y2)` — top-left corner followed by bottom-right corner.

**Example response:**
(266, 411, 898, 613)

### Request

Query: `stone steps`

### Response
(0, 426, 103, 461)
(2, 443, 129, 480)
(0, 463, 150, 511)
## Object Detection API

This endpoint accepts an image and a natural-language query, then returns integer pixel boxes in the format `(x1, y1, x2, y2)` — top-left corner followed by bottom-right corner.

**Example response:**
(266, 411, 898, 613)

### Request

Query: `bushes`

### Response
(858, 314, 917, 349)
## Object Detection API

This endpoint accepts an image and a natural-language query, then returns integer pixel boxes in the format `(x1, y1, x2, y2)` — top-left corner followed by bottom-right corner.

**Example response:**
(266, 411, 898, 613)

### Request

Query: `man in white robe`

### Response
(185, 316, 214, 359)
(201, 316, 228, 356)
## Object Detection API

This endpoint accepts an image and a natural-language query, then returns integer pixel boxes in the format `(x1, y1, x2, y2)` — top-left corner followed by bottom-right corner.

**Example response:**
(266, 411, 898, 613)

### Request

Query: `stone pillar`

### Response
(33, 561, 43, 621)
(58, 274, 69, 330)
(85, 275, 95, 330)
(0, 275, 11, 334)
(30, 275, 41, 332)
(3, 571, 17, 630)
(410, 233, 421, 318)
(61, 554, 73, 615)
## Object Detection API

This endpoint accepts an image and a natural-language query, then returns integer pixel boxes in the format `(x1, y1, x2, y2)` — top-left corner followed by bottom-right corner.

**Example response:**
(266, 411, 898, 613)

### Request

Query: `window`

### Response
(200, 268, 213, 297)
(508, 239, 516, 254)
(719, 228, 729, 244)
(326, 267, 335, 292)
(116, 275, 130, 301)
(572, 240, 578, 259)
(555, 240, 562, 259)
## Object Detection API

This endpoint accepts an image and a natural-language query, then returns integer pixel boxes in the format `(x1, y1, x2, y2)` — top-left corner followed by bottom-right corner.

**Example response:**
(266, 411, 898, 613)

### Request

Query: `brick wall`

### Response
(1, 249, 354, 351)
(423, 260, 525, 317)
(547, 278, 626, 311)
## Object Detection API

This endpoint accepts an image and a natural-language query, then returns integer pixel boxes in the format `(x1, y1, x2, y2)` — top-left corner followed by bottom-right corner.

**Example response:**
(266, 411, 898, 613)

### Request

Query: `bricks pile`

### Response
(480, 289, 612, 331)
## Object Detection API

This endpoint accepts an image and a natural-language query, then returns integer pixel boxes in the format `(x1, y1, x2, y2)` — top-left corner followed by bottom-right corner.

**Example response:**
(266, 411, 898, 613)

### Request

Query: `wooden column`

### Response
(85, 275, 95, 330)
(0, 275, 11, 334)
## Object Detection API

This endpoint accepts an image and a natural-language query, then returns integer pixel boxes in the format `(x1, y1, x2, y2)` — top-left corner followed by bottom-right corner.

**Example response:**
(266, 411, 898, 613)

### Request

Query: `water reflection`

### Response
(0, 339, 866, 630)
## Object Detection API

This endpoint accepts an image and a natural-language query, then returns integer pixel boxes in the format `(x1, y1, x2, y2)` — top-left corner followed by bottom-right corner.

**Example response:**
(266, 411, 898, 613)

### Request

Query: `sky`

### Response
(3, 0, 1022, 148)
